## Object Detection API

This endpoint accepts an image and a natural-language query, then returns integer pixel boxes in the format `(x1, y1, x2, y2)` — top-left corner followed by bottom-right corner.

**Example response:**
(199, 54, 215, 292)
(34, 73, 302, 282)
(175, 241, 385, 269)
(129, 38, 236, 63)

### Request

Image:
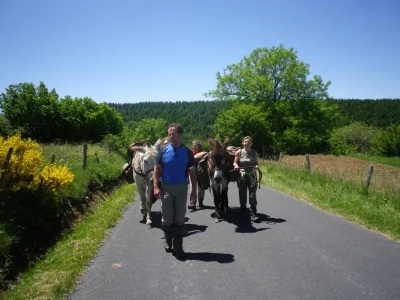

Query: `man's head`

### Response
(168, 123, 183, 146)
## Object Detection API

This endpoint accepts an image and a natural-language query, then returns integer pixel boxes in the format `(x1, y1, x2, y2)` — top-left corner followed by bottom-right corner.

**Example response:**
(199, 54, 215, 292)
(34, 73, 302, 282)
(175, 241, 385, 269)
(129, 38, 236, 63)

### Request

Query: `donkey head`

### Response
(130, 145, 158, 181)
(206, 134, 232, 185)
(152, 137, 169, 151)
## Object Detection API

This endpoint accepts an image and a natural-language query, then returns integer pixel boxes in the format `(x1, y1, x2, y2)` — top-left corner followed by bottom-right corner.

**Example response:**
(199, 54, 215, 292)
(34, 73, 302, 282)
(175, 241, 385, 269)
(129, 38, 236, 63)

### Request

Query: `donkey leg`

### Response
(145, 184, 153, 227)
(136, 183, 147, 223)
(213, 194, 221, 222)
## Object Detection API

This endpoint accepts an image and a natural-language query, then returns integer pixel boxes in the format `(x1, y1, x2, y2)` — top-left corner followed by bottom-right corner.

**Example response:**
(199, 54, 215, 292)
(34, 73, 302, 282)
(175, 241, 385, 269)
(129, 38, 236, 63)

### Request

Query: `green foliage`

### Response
(132, 118, 167, 141)
(371, 124, 400, 156)
(0, 115, 17, 137)
(0, 82, 124, 142)
(271, 99, 340, 154)
(205, 45, 338, 154)
(213, 101, 271, 153)
(329, 122, 379, 155)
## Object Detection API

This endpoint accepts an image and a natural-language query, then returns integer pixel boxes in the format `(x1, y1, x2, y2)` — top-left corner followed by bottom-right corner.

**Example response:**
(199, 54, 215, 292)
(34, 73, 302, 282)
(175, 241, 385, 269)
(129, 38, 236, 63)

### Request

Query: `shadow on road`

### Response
(185, 223, 208, 237)
(219, 207, 286, 233)
(183, 252, 235, 263)
(141, 212, 207, 237)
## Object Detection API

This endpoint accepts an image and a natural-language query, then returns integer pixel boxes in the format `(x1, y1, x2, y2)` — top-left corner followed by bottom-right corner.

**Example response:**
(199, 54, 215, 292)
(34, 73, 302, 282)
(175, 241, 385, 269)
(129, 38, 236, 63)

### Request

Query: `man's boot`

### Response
(250, 207, 259, 222)
(163, 225, 173, 253)
(172, 225, 186, 259)
(198, 198, 204, 208)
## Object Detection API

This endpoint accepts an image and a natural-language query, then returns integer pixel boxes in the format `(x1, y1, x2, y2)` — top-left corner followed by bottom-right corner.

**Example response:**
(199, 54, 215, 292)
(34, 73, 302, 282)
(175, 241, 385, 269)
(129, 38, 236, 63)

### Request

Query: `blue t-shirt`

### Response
(156, 144, 195, 185)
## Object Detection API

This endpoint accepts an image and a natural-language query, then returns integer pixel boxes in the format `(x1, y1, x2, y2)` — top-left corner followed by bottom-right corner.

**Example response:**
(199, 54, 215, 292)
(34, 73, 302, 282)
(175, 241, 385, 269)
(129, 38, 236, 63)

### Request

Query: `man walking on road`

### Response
(153, 123, 197, 259)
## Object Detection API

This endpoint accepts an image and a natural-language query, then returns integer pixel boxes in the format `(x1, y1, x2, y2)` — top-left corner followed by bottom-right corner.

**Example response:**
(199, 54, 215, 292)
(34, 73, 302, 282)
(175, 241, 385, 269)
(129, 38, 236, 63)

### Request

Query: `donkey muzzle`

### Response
(214, 169, 223, 184)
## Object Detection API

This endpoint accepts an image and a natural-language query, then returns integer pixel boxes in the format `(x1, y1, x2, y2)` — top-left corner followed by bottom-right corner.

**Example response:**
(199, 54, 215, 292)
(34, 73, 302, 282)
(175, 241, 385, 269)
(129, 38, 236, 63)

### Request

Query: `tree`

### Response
(0, 114, 16, 137)
(133, 118, 167, 142)
(329, 122, 379, 155)
(205, 45, 338, 154)
(371, 124, 400, 156)
(213, 102, 271, 153)
(0, 82, 124, 142)
(205, 44, 330, 104)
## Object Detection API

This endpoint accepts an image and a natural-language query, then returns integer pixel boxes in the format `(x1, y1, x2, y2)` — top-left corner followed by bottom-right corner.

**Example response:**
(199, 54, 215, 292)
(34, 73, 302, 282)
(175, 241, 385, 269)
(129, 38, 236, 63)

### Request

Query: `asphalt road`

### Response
(69, 184, 400, 300)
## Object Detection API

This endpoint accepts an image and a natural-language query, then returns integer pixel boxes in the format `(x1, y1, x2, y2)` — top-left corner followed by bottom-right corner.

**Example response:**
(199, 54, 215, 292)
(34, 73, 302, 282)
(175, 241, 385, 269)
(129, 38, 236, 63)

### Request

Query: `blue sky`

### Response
(0, 0, 399, 103)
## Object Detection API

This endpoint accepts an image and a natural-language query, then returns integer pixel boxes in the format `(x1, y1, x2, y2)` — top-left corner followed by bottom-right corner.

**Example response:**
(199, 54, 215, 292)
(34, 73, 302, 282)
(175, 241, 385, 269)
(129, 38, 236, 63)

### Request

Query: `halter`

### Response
(132, 152, 154, 182)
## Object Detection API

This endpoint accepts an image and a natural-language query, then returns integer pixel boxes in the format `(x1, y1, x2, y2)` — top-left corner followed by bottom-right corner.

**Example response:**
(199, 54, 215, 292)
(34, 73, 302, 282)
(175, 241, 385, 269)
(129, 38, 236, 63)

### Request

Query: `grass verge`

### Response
(1, 183, 136, 300)
(260, 161, 400, 241)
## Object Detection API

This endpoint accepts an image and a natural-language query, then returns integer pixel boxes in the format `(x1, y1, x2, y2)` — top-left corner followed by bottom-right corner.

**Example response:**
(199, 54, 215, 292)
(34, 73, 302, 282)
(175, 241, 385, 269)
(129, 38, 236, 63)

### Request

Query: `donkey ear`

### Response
(222, 135, 232, 149)
(206, 134, 215, 149)
(128, 146, 146, 153)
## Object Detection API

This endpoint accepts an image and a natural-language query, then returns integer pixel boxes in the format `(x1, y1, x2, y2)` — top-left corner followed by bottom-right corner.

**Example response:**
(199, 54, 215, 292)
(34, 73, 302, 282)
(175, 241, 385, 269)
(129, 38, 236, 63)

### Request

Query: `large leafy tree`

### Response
(132, 118, 167, 142)
(205, 45, 339, 154)
(214, 101, 271, 153)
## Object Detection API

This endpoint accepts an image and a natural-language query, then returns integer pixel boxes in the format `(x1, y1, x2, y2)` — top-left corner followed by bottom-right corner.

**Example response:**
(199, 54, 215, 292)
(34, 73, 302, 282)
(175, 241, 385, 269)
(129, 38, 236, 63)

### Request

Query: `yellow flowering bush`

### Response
(36, 164, 75, 191)
(0, 133, 74, 192)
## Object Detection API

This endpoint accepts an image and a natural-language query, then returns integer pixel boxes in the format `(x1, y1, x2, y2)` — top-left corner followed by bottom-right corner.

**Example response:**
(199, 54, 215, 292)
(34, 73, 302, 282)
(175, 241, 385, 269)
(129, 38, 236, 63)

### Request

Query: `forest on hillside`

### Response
(332, 99, 400, 127)
(109, 98, 400, 136)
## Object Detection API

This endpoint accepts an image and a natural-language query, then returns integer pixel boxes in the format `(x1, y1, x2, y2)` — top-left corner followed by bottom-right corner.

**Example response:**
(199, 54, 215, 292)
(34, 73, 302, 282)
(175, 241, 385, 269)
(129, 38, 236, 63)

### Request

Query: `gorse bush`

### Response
(0, 133, 75, 289)
(0, 133, 74, 192)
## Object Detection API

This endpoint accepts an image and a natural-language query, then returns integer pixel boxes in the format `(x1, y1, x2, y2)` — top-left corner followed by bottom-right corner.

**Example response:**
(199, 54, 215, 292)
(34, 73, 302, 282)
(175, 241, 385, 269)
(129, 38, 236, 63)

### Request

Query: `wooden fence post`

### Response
(262, 145, 265, 162)
(83, 143, 88, 171)
(278, 152, 283, 163)
(95, 152, 100, 163)
(0, 147, 14, 188)
(305, 154, 311, 173)
(365, 164, 374, 191)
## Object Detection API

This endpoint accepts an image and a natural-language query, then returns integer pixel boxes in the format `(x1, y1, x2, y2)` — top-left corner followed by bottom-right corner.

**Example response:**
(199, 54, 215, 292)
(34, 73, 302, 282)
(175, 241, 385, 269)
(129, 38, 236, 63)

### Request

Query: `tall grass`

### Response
(260, 161, 400, 240)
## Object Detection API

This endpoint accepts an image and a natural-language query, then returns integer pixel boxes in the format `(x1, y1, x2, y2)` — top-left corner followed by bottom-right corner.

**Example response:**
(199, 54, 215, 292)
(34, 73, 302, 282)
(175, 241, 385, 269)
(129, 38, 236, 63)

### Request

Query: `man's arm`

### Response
(254, 150, 259, 169)
(187, 147, 197, 194)
(234, 150, 240, 169)
(153, 163, 162, 189)
(189, 166, 197, 193)
(153, 146, 165, 198)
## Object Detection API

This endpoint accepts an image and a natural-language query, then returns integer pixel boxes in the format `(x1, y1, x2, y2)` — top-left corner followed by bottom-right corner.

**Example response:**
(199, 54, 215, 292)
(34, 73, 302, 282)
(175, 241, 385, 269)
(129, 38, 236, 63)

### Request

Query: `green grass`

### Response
(260, 161, 400, 241)
(348, 153, 400, 168)
(40, 143, 127, 199)
(1, 183, 136, 300)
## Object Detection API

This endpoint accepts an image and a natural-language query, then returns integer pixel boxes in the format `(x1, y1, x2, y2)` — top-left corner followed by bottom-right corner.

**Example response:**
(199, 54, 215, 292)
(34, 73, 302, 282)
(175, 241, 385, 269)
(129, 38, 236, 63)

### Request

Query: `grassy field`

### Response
(260, 158, 400, 241)
(2, 183, 136, 300)
(279, 154, 400, 195)
(348, 153, 400, 169)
